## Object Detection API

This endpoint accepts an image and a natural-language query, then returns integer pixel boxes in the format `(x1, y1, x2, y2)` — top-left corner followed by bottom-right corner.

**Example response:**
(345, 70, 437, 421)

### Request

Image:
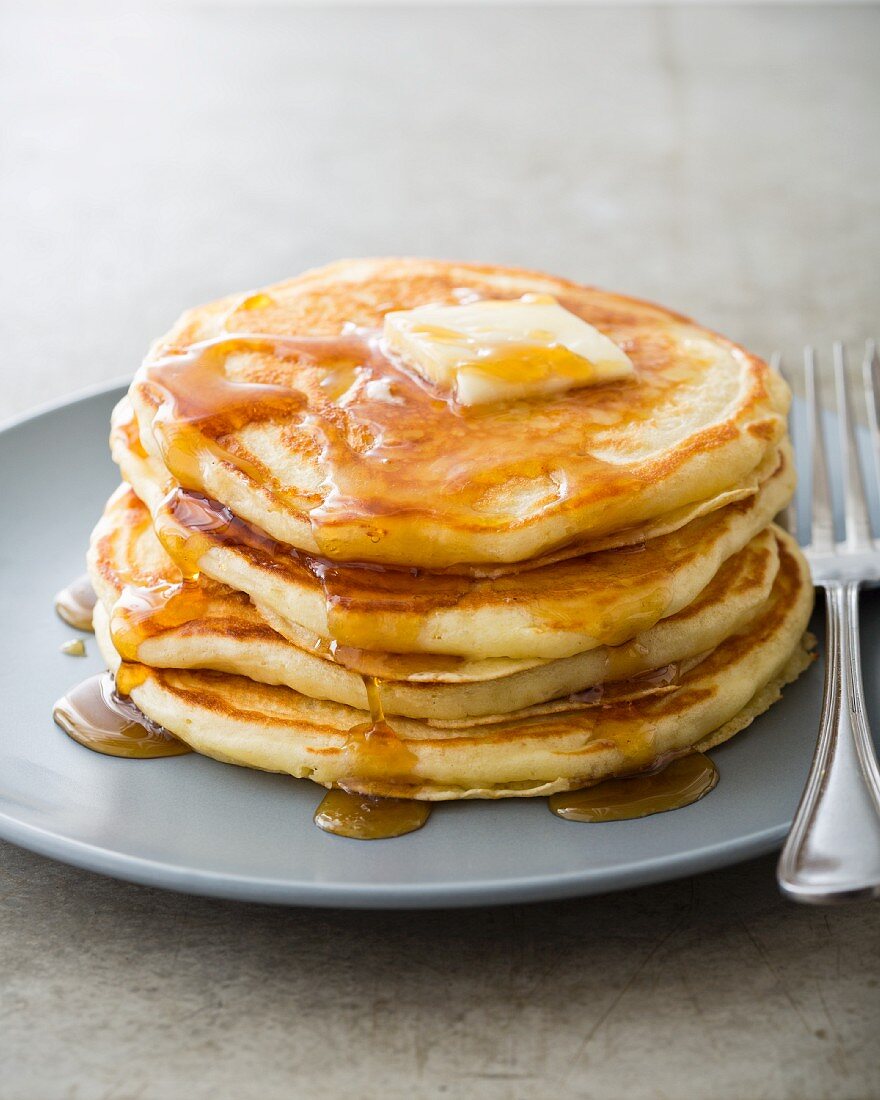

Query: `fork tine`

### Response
(773, 351, 798, 540)
(805, 347, 835, 554)
(833, 342, 873, 550)
(863, 340, 880, 537)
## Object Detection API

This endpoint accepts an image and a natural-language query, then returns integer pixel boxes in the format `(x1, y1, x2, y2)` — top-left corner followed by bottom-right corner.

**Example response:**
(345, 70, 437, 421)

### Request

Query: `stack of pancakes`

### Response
(87, 259, 814, 800)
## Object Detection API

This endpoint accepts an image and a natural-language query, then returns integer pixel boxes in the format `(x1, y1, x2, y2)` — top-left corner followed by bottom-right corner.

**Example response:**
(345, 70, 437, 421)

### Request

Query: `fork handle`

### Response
(778, 582, 880, 903)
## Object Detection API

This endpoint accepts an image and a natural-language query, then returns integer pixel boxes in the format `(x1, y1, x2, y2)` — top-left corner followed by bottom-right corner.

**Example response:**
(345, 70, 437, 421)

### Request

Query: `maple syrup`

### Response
(313, 789, 430, 840)
(338, 676, 422, 786)
(110, 579, 212, 662)
(149, 481, 682, 660)
(314, 673, 434, 839)
(53, 673, 191, 759)
(54, 574, 97, 632)
(549, 753, 718, 823)
(138, 332, 368, 497)
(567, 662, 682, 706)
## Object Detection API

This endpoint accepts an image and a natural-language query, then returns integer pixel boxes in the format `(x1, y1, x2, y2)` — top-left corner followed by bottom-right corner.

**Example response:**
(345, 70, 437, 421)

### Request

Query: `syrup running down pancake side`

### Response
(313, 675, 434, 839)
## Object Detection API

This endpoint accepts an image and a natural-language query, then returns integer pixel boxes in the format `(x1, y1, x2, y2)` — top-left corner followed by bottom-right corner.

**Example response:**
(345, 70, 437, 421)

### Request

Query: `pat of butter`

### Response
(383, 295, 634, 406)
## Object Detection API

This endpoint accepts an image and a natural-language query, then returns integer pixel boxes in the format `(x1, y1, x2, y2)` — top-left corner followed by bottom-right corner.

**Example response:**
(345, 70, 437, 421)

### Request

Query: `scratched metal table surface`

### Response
(1, 4, 879, 1098)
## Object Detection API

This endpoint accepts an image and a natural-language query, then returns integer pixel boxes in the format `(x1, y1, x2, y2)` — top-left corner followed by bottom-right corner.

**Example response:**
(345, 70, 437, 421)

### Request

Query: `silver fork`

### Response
(775, 341, 880, 904)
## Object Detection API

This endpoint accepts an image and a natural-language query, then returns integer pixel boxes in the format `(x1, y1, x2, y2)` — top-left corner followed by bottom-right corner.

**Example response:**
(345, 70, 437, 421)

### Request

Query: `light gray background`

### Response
(1, 3, 878, 1099)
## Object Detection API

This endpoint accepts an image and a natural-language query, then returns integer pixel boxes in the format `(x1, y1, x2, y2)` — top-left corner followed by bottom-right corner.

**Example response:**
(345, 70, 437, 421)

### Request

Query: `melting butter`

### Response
(384, 295, 633, 406)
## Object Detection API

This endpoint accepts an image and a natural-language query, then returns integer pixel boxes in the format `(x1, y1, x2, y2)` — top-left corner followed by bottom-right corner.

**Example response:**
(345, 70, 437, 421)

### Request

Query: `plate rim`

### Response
(0, 376, 131, 435)
(0, 806, 787, 909)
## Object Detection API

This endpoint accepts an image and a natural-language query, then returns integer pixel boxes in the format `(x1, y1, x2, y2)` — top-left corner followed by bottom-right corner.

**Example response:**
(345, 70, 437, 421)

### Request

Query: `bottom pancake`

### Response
(93, 534, 815, 800)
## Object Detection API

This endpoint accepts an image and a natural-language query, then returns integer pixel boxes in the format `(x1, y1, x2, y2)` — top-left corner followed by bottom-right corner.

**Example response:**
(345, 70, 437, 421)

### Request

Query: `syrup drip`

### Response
(110, 580, 212, 661)
(154, 486, 313, 583)
(53, 673, 191, 759)
(363, 674, 384, 722)
(567, 662, 682, 706)
(313, 790, 430, 840)
(325, 639, 464, 680)
(338, 675, 422, 784)
(115, 661, 150, 695)
(314, 674, 433, 839)
(54, 574, 97, 632)
(549, 753, 718, 823)
(139, 332, 370, 496)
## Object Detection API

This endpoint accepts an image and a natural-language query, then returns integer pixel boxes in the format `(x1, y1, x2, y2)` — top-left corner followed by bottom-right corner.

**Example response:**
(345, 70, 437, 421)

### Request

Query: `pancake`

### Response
(112, 397, 783, 578)
(114, 414, 795, 659)
(126, 258, 789, 568)
(94, 532, 815, 798)
(88, 485, 784, 720)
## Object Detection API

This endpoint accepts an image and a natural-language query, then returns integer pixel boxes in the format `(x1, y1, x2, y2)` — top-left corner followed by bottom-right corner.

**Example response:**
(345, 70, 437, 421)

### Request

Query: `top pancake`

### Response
(128, 258, 789, 568)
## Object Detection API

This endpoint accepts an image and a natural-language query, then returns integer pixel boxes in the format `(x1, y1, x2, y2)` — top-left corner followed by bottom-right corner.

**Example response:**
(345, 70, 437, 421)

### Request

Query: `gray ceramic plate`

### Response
(1, 385, 876, 909)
